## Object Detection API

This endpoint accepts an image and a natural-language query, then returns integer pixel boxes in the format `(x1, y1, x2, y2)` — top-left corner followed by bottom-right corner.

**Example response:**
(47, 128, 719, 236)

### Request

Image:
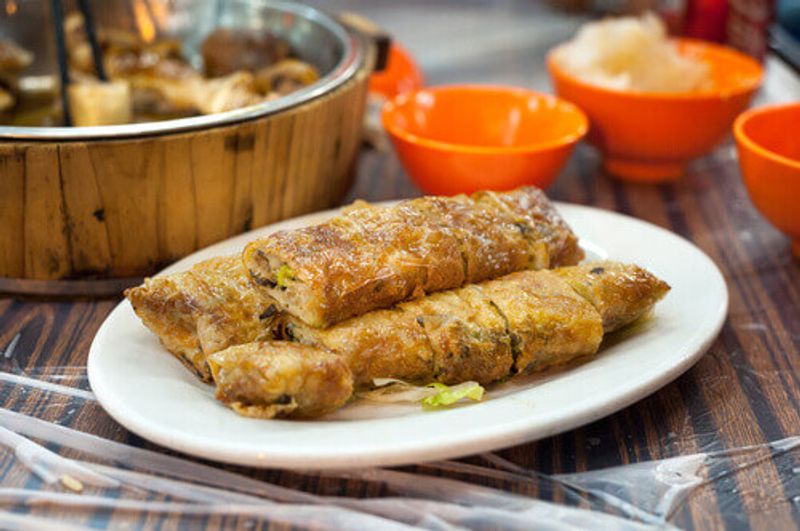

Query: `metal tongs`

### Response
(49, 0, 107, 126)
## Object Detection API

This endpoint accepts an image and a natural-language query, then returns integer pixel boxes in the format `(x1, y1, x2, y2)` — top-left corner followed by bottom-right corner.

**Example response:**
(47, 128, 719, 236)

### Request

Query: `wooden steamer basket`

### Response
(0, 1, 375, 296)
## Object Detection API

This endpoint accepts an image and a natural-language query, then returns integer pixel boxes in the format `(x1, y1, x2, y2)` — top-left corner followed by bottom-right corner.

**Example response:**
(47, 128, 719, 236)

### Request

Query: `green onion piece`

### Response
(276, 265, 295, 288)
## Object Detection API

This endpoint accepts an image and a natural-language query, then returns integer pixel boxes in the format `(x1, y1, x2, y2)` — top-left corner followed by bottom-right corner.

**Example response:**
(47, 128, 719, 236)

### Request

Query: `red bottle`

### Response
(673, 0, 775, 59)
(683, 0, 730, 42)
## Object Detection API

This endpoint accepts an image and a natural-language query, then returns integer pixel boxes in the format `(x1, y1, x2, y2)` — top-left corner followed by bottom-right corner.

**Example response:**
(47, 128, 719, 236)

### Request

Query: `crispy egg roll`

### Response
(555, 261, 670, 332)
(244, 186, 583, 328)
(208, 342, 352, 419)
(225, 262, 669, 418)
(125, 256, 278, 381)
(282, 308, 435, 386)
(478, 270, 603, 374)
(412, 287, 515, 384)
(473, 188, 585, 267)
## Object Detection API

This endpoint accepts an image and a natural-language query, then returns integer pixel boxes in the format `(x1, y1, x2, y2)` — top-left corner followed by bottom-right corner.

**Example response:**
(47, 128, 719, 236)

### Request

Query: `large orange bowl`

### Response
(547, 39, 763, 182)
(734, 103, 800, 258)
(381, 85, 588, 195)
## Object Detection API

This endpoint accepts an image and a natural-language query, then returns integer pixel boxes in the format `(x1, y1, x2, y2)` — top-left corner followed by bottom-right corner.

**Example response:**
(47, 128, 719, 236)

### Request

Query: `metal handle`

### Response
(337, 12, 392, 73)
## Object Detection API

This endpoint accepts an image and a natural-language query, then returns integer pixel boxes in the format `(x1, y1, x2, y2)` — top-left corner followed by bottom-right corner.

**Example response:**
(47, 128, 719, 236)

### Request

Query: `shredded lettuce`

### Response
(372, 378, 409, 388)
(359, 379, 485, 409)
(275, 265, 295, 287)
(422, 382, 485, 409)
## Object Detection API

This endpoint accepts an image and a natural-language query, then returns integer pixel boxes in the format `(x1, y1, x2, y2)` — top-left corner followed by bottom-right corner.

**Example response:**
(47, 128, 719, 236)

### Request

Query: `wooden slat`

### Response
(0, 146, 25, 277)
(22, 145, 72, 279)
(228, 123, 257, 235)
(261, 112, 295, 223)
(58, 143, 113, 275)
(249, 119, 273, 227)
(189, 130, 237, 248)
(89, 141, 161, 276)
(158, 137, 198, 261)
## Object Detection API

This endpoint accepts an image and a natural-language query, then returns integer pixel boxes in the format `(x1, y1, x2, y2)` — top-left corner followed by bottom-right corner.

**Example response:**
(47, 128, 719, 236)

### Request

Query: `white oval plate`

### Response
(88, 203, 727, 470)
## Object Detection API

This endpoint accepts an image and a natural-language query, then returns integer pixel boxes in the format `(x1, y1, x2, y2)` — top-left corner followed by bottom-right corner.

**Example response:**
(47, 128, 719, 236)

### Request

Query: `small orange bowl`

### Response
(734, 103, 800, 258)
(381, 85, 588, 195)
(547, 38, 763, 183)
(369, 44, 424, 100)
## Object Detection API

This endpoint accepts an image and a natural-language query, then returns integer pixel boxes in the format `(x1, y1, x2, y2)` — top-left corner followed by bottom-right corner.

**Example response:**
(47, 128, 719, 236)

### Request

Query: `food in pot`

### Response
(0, 13, 321, 126)
(0, 38, 34, 113)
(67, 79, 132, 126)
(254, 59, 321, 95)
(200, 28, 292, 78)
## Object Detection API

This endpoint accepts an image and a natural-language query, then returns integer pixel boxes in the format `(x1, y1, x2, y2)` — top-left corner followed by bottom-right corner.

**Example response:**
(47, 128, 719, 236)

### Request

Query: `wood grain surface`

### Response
(1, 2, 799, 529)
(0, 55, 371, 286)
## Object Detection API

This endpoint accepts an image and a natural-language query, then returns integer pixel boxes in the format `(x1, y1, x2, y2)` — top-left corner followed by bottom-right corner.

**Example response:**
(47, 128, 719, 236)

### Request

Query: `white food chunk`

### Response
(553, 13, 711, 93)
(68, 80, 133, 126)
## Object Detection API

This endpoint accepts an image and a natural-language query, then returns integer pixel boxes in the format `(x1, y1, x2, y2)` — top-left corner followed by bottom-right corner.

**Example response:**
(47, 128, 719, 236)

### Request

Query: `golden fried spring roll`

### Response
(409, 195, 530, 283)
(208, 342, 352, 419)
(412, 287, 514, 383)
(340, 200, 466, 295)
(478, 270, 603, 374)
(473, 188, 584, 267)
(244, 186, 583, 328)
(555, 261, 670, 332)
(125, 256, 278, 381)
(283, 308, 436, 386)
(216, 261, 668, 419)
(277, 261, 668, 388)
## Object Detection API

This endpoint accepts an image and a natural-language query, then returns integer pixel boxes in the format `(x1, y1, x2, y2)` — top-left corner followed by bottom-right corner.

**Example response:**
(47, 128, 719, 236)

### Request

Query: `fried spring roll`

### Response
(478, 270, 604, 374)
(554, 262, 669, 332)
(208, 342, 353, 419)
(411, 287, 515, 384)
(214, 262, 669, 418)
(244, 186, 583, 328)
(125, 256, 278, 381)
(473, 189, 585, 267)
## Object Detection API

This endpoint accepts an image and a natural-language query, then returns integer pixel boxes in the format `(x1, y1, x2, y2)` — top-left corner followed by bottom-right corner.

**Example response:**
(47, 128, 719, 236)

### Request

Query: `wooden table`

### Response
(1, 2, 799, 529)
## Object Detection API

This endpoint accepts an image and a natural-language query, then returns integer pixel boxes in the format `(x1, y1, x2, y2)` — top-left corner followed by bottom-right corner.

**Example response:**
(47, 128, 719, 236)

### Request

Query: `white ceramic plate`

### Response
(88, 203, 727, 470)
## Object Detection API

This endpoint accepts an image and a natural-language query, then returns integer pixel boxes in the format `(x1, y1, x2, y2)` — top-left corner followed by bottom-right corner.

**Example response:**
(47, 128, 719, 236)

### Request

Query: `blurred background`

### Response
(4, 0, 798, 85)
(304, 0, 799, 97)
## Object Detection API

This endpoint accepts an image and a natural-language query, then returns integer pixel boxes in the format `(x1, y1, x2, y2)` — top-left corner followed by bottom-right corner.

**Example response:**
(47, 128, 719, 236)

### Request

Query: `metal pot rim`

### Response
(0, 1, 363, 141)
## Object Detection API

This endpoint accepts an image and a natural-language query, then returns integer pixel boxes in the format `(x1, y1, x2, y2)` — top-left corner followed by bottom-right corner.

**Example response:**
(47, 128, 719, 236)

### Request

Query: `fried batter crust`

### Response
(244, 186, 584, 328)
(125, 256, 276, 381)
(208, 341, 353, 419)
(210, 261, 669, 419)
(275, 262, 667, 388)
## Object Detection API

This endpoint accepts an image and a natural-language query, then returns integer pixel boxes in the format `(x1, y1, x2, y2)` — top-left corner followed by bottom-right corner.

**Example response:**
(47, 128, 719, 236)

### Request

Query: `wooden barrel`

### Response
(0, 55, 373, 296)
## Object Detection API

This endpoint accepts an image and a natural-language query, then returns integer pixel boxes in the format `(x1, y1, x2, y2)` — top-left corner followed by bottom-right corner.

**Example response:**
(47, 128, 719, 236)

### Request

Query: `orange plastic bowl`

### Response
(381, 85, 588, 195)
(369, 44, 424, 100)
(734, 103, 800, 258)
(547, 39, 763, 183)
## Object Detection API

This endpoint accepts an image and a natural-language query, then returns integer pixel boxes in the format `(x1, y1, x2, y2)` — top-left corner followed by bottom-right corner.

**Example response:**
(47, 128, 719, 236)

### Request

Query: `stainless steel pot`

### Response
(0, 0, 364, 140)
(0, 0, 375, 295)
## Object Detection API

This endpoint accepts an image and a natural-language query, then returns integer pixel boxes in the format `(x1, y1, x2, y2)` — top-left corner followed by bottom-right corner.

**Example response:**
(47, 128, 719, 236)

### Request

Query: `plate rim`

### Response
(88, 202, 728, 469)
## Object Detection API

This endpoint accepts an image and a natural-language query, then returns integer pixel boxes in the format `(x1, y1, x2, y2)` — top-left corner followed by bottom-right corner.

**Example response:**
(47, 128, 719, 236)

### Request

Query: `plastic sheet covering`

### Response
(0, 329, 797, 530)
